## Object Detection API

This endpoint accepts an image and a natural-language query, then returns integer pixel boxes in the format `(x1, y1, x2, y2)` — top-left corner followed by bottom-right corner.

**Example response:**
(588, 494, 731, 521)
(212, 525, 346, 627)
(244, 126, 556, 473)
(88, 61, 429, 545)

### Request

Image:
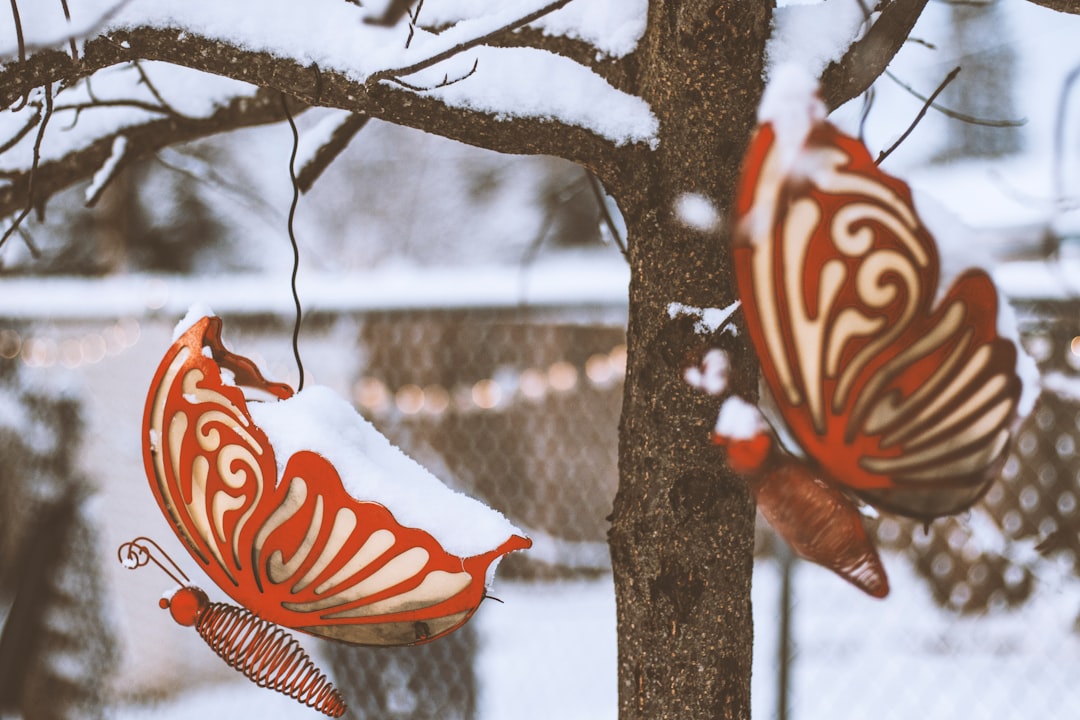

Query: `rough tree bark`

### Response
(605, 4, 769, 718)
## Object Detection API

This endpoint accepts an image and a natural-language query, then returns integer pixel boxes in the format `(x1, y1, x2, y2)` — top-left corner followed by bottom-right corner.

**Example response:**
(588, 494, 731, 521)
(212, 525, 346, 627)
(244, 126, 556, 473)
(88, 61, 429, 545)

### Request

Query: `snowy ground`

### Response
(110, 555, 1080, 720)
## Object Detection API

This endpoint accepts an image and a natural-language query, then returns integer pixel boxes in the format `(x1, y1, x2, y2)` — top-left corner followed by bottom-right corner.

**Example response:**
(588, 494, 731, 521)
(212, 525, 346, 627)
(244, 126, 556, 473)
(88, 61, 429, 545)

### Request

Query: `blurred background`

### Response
(3, 2, 1080, 719)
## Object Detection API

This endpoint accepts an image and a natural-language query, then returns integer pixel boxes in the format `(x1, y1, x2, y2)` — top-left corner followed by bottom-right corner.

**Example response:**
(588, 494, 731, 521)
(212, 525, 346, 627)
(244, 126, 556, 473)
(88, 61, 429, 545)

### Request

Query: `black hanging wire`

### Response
(279, 93, 306, 391)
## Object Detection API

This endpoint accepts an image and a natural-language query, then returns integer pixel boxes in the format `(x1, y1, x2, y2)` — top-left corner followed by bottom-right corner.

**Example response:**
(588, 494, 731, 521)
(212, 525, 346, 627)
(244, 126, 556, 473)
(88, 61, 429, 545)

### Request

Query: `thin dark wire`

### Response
(280, 93, 305, 392)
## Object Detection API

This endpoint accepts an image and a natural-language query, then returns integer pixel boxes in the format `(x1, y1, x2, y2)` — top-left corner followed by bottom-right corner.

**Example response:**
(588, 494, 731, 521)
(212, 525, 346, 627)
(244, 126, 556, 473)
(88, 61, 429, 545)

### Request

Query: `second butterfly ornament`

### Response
(122, 310, 530, 716)
(710, 68, 1023, 598)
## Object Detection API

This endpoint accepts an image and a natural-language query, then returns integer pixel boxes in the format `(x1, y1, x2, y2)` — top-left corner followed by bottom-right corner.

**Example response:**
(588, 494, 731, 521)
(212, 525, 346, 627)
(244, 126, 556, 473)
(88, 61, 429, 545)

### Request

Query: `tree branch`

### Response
(0, 24, 636, 223)
(0, 86, 292, 219)
(366, 0, 575, 85)
(486, 26, 639, 94)
(820, 0, 930, 111)
(1022, 0, 1080, 13)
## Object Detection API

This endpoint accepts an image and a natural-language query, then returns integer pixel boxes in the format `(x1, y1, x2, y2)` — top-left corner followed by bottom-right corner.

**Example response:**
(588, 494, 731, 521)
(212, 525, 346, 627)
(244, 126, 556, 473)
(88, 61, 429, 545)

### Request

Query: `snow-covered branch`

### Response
(819, 0, 929, 111)
(0, 84, 290, 220)
(1023, 0, 1080, 13)
(0, 2, 657, 227)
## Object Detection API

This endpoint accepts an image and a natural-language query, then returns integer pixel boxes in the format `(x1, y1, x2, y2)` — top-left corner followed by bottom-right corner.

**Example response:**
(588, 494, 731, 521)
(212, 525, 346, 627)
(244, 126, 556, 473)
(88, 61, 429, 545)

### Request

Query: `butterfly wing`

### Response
(143, 316, 530, 645)
(733, 120, 1021, 520)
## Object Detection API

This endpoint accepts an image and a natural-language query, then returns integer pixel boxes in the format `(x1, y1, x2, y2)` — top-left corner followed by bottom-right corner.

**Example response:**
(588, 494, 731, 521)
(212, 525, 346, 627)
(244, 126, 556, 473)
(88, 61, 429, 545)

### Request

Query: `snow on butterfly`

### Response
(710, 67, 1022, 598)
(122, 310, 530, 716)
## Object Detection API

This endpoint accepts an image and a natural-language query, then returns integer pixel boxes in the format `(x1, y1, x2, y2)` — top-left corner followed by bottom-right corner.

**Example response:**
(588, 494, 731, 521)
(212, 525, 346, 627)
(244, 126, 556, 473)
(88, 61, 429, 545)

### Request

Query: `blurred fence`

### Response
(1, 272, 1079, 719)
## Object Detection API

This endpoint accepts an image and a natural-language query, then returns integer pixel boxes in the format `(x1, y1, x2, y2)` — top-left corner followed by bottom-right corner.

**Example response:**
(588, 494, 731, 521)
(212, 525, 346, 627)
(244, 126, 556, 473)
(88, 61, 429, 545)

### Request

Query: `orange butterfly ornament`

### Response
(121, 310, 530, 716)
(710, 67, 1024, 598)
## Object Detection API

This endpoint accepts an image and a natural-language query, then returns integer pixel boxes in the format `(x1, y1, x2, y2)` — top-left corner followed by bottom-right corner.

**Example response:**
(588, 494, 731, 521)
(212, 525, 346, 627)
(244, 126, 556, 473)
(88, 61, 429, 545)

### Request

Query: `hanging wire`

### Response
(280, 93, 306, 391)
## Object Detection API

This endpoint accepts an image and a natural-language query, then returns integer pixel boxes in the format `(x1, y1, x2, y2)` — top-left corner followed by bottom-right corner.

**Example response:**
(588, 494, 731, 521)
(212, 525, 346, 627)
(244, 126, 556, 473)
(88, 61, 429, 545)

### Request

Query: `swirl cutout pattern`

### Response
(142, 315, 530, 647)
(733, 120, 1021, 520)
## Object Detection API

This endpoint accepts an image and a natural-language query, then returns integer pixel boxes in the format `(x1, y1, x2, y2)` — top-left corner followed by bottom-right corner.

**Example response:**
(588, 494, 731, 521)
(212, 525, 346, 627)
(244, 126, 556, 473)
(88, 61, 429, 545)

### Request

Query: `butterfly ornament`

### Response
(710, 67, 1023, 597)
(121, 311, 530, 715)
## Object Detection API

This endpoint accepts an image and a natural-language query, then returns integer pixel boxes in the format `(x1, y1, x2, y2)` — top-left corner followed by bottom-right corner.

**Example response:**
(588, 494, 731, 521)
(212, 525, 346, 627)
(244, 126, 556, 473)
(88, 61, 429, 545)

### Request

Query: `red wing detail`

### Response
(143, 316, 530, 646)
(732, 120, 1020, 520)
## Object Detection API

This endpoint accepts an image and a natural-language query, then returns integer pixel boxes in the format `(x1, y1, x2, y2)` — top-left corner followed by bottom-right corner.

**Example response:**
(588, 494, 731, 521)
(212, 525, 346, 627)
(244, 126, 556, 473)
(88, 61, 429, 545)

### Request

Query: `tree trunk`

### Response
(607, 3, 771, 718)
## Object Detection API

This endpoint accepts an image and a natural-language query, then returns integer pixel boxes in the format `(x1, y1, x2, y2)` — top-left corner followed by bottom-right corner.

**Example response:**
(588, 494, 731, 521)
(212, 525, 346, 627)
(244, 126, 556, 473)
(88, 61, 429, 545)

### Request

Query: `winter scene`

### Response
(1, 1, 1080, 719)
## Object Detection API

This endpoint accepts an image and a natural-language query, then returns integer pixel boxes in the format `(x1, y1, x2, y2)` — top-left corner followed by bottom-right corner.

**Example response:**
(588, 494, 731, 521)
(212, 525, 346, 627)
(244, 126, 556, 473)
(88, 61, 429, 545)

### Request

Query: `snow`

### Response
(107, 555, 1080, 719)
(84, 135, 128, 204)
(1043, 370, 1080, 403)
(713, 395, 768, 441)
(0, 256, 629, 319)
(423, 0, 647, 59)
(667, 301, 740, 336)
(173, 304, 217, 341)
(247, 384, 524, 559)
(418, 46, 657, 148)
(292, 110, 354, 175)
(674, 192, 720, 233)
(994, 259, 1080, 300)
(95, 0, 658, 147)
(683, 348, 731, 396)
(0, 62, 258, 169)
(766, 0, 866, 80)
(756, 63, 827, 171)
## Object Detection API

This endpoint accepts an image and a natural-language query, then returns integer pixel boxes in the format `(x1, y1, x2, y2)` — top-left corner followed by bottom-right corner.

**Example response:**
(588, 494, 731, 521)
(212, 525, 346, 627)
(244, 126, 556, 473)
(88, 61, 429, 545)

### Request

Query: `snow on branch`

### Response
(83, 134, 128, 206)
(0, 0, 654, 222)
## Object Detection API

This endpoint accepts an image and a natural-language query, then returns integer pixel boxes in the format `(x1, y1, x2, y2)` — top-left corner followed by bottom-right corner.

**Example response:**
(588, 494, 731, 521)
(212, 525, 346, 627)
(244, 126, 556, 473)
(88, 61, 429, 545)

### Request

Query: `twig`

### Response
(152, 149, 286, 227)
(877, 66, 960, 164)
(858, 85, 875, 144)
(58, 0, 78, 60)
(0, 83, 52, 254)
(0, 104, 42, 154)
(132, 60, 196, 120)
(586, 170, 627, 258)
(405, 0, 425, 48)
(295, 113, 370, 193)
(8, 0, 29, 111)
(54, 98, 180, 116)
(884, 69, 1025, 128)
(367, 0, 573, 85)
(1053, 63, 1080, 205)
(387, 58, 478, 91)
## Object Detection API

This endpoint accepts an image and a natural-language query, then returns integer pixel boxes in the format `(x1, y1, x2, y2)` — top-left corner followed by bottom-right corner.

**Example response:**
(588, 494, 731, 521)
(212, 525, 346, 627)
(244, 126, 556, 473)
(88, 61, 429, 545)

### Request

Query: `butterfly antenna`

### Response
(280, 92, 306, 392)
(117, 536, 191, 586)
(483, 593, 505, 604)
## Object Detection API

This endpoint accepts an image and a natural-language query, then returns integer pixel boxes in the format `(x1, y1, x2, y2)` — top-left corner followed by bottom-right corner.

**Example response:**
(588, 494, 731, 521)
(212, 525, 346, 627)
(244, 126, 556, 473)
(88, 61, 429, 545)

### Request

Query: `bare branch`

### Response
(884, 69, 1025, 127)
(296, 113, 370, 194)
(1023, 0, 1080, 13)
(820, 0, 930, 111)
(0, 25, 633, 219)
(0, 86, 292, 219)
(876, 66, 959, 164)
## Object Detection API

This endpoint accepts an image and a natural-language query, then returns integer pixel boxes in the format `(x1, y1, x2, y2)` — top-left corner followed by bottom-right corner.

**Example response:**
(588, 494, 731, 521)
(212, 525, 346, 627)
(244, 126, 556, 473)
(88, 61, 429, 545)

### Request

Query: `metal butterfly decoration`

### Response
(710, 69, 1023, 598)
(121, 314, 530, 715)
